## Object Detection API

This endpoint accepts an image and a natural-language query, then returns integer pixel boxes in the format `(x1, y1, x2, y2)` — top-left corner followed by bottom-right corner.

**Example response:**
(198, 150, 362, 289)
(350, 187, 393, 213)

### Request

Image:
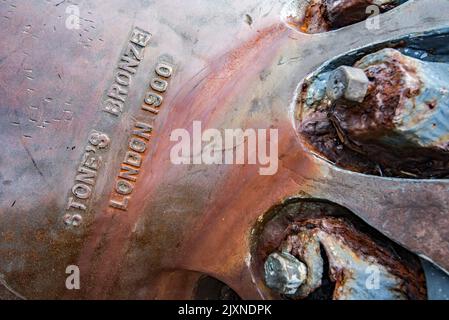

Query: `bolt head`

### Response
(326, 66, 369, 102)
(264, 251, 307, 295)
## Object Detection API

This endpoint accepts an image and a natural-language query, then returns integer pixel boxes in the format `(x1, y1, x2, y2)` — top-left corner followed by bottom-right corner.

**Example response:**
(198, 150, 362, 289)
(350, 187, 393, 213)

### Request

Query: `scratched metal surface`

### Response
(0, 0, 448, 299)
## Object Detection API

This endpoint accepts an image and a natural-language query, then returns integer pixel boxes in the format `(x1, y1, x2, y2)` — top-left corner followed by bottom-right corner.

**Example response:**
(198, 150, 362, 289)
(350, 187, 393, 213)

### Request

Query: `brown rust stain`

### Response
(299, 49, 449, 178)
(299, 0, 329, 34)
(171, 125, 321, 299)
(253, 200, 426, 300)
(73, 23, 308, 298)
(298, 0, 403, 34)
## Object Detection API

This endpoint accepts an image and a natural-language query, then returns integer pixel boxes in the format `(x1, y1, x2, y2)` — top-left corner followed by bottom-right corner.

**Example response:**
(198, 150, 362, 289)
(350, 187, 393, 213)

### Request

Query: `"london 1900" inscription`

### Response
(109, 59, 174, 211)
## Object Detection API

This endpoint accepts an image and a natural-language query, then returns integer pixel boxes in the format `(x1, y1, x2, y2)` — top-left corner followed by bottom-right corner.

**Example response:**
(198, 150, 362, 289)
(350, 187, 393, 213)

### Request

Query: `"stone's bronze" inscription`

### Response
(63, 27, 151, 227)
(103, 27, 152, 117)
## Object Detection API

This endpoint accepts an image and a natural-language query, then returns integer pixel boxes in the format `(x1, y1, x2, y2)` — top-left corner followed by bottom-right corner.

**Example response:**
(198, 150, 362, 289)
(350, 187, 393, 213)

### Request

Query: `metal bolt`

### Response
(264, 251, 307, 295)
(326, 65, 369, 102)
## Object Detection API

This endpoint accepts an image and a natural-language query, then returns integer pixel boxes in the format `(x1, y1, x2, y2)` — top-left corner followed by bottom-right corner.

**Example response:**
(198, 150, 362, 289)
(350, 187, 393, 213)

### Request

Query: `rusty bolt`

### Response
(264, 251, 307, 295)
(326, 65, 369, 102)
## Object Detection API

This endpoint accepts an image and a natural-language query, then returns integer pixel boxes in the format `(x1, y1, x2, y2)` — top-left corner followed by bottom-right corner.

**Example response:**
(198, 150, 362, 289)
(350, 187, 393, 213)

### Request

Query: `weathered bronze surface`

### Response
(0, 0, 449, 299)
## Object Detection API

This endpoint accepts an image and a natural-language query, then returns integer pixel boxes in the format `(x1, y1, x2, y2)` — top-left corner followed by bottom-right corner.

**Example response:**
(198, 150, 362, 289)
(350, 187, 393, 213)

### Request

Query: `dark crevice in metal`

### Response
(194, 275, 241, 300)
(304, 243, 335, 300)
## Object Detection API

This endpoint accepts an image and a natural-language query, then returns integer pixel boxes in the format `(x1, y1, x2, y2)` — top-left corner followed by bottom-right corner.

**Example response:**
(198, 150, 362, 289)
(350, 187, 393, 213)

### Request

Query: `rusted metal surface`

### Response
(0, 0, 448, 300)
(295, 0, 405, 33)
(299, 47, 449, 178)
(284, 217, 425, 299)
(253, 200, 426, 299)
